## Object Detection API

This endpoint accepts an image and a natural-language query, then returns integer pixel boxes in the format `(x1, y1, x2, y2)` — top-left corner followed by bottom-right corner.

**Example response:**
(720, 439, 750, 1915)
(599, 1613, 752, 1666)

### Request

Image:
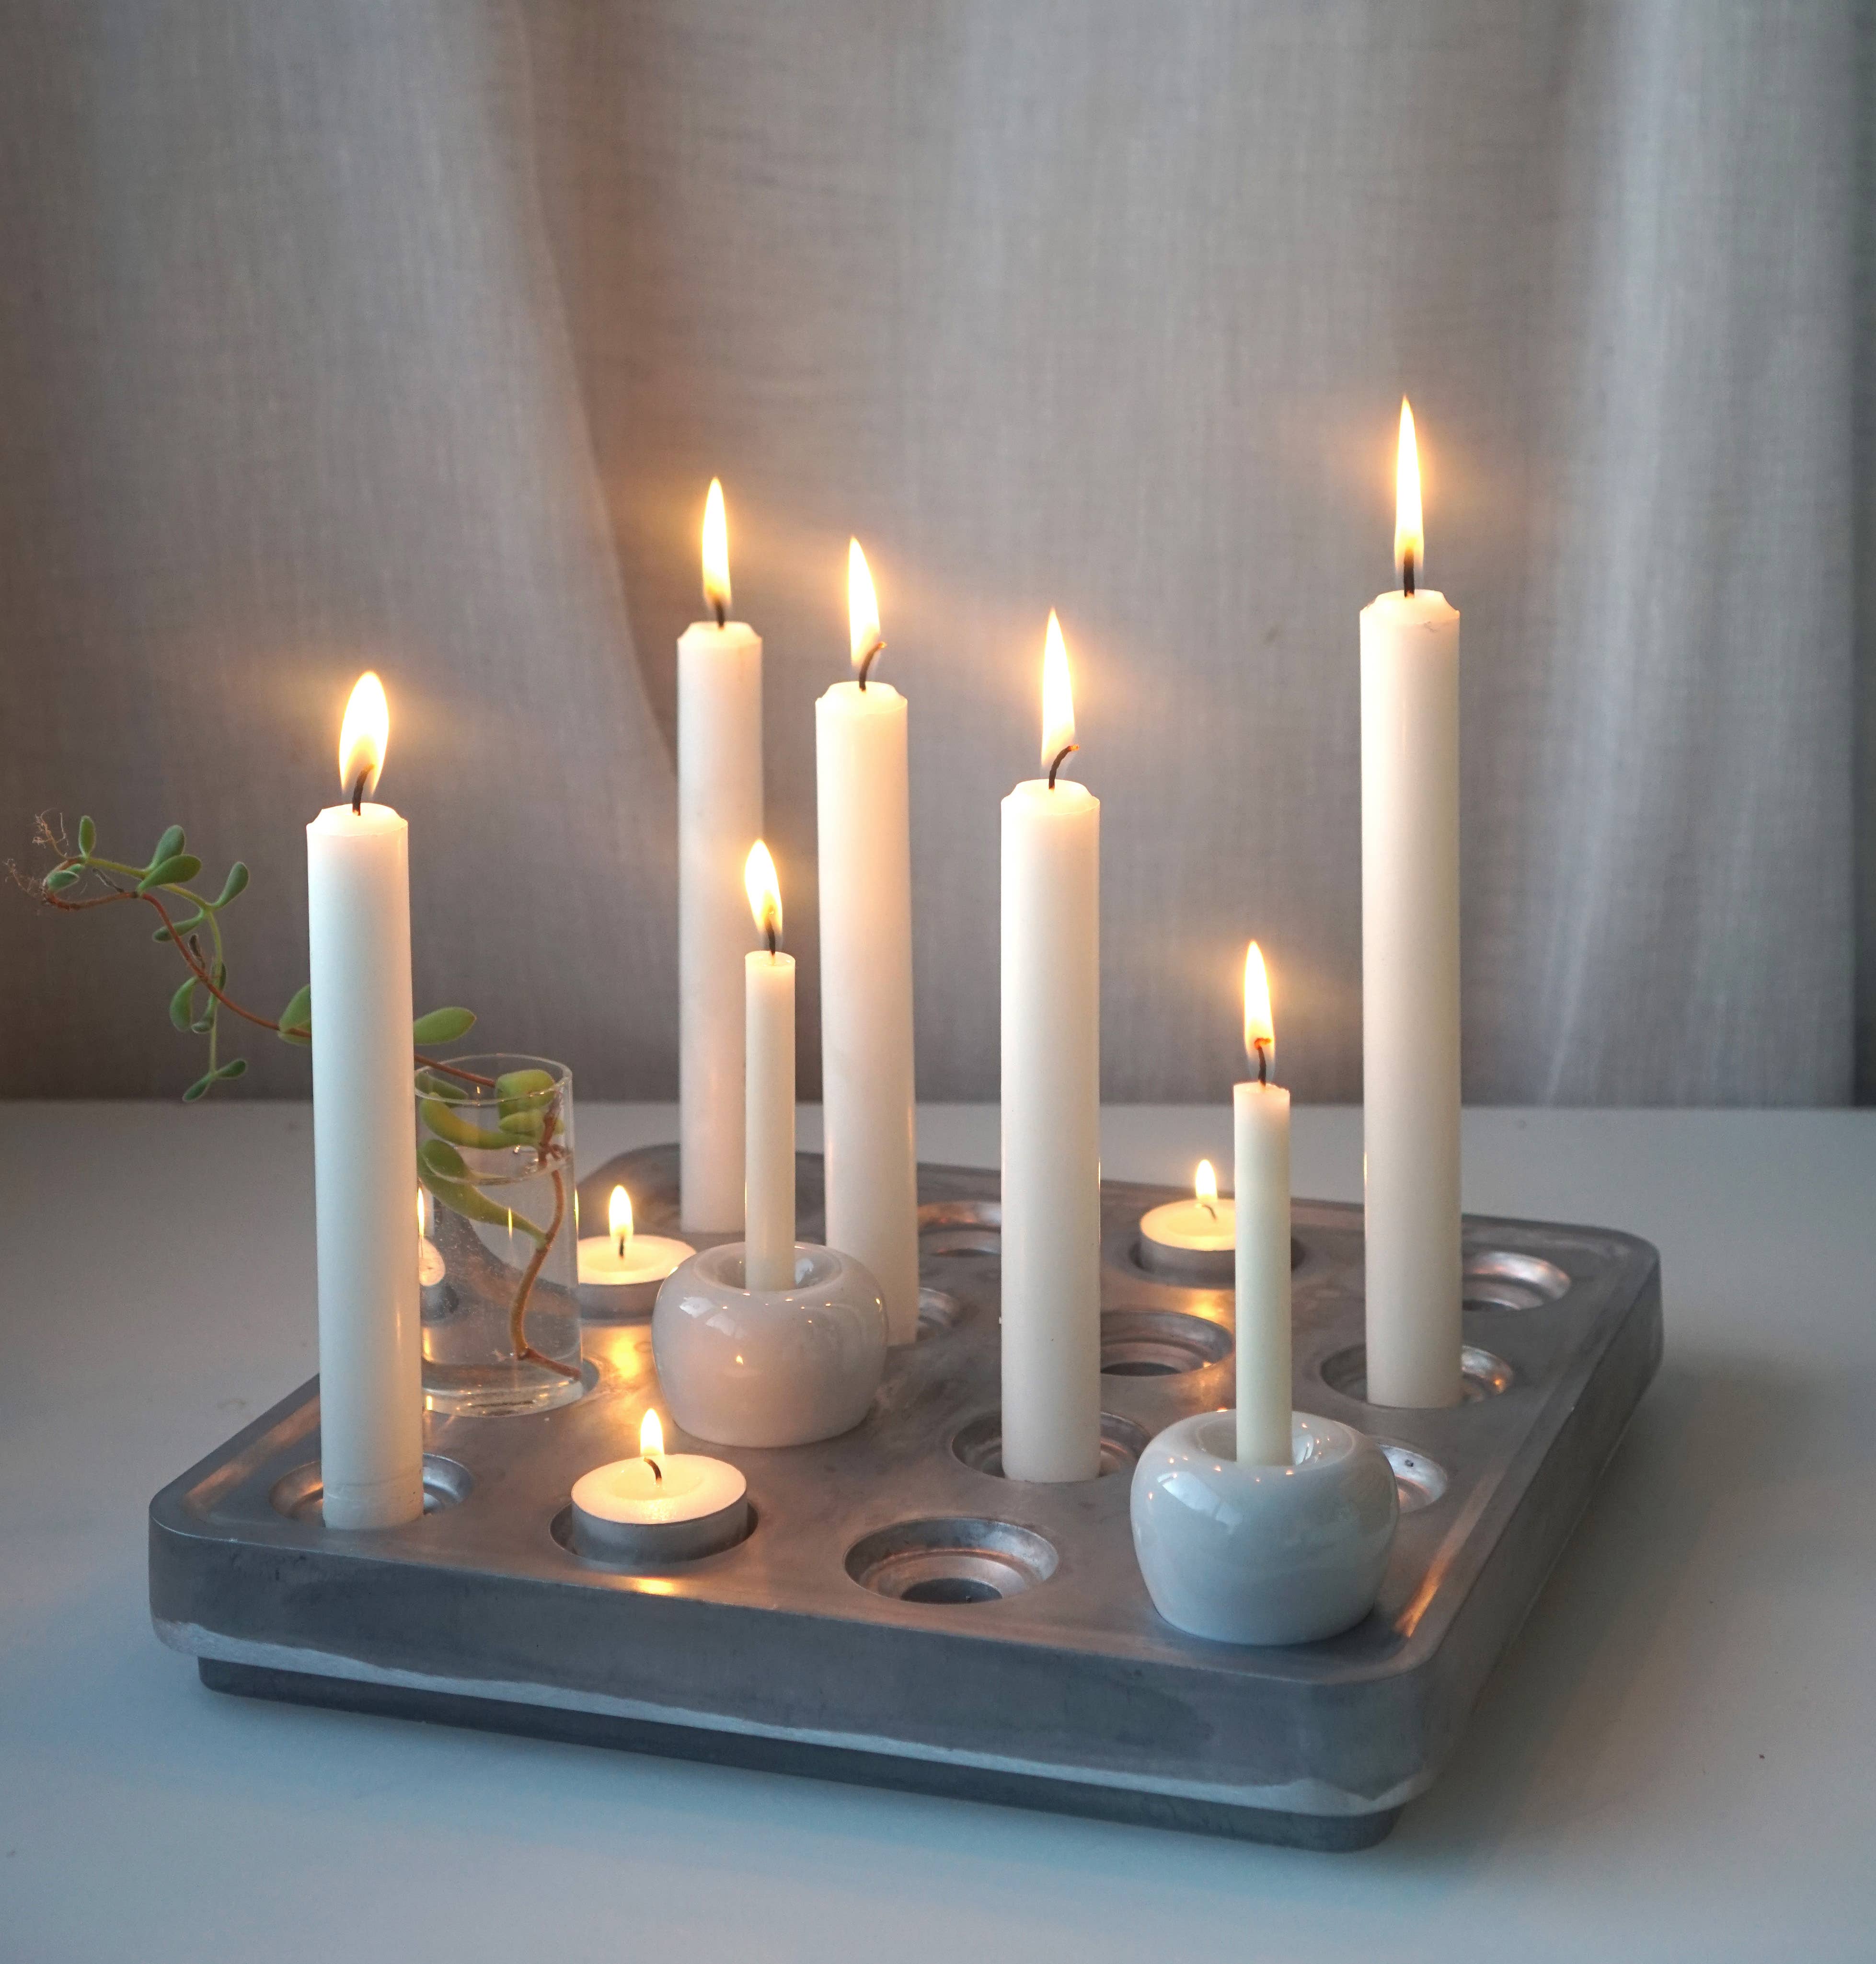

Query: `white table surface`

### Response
(3, 1102, 1872, 1961)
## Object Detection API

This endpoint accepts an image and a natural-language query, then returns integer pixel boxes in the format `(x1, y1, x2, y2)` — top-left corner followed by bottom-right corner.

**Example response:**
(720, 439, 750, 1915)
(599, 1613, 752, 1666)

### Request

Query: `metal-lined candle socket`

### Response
(568, 1410, 748, 1565)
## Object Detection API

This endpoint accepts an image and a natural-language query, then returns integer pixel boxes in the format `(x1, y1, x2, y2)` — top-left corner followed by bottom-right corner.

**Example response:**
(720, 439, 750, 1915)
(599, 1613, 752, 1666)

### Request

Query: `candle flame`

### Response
(702, 479, 731, 619)
(609, 1184, 633, 1246)
(337, 671, 389, 800)
(1243, 940, 1275, 1074)
(1195, 1159, 1218, 1207)
(745, 839, 783, 947)
(848, 538, 881, 674)
(640, 1408, 664, 1460)
(1040, 610, 1077, 774)
(1394, 398, 1423, 586)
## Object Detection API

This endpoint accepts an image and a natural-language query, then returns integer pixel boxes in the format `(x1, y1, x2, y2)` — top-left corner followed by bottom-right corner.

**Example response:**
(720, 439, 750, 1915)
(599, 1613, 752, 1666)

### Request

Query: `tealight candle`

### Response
(569, 1409, 748, 1565)
(577, 1185, 694, 1318)
(1138, 1160, 1235, 1281)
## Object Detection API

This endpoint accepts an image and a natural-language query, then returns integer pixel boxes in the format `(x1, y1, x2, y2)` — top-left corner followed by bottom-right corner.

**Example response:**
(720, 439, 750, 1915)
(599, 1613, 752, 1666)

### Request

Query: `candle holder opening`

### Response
(1462, 1250, 1571, 1312)
(845, 1517, 1058, 1606)
(1098, 1308, 1232, 1377)
(1319, 1342, 1515, 1404)
(549, 1497, 755, 1571)
(918, 1198, 1001, 1259)
(1373, 1442, 1450, 1514)
(271, 1455, 473, 1525)
(950, 1410, 1148, 1479)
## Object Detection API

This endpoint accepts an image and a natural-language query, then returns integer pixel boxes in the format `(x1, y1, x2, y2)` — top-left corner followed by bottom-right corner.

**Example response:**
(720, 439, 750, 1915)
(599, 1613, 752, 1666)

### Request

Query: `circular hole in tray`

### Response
(845, 1517, 1058, 1604)
(1318, 1344, 1515, 1404)
(1099, 1308, 1231, 1376)
(1123, 1234, 1307, 1282)
(270, 1455, 473, 1525)
(950, 1409, 1149, 1478)
(918, 1199, 1001, 1259)
(1463, 1250, 1571, 1311)
(917, 1287, 967, 1338)
(1374, 1442, 1451, 1513)
(547, 1501, 757, 1570)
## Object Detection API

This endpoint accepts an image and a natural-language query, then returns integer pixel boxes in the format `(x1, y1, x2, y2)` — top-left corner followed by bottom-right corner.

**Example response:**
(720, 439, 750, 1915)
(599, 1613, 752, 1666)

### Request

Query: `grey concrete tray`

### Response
(149, 1146, 1661, 1851)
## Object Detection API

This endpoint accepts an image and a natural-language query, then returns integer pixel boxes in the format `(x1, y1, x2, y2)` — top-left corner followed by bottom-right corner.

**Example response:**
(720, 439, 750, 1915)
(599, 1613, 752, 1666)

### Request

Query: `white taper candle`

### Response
(307, 672, 424, 1529)
(1360, 402, 1462, 1408)
(743, 842, 795, 1290)
(1001, 612, 1101, 1483)
(1234, 942, 1291, 1465)
(815, 541, 919, 1341)
(679, 480, 762, 1234)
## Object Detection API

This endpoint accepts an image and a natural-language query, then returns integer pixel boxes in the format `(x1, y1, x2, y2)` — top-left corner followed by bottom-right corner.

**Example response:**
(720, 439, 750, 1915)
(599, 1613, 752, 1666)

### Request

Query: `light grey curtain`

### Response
(0, 0, 1866, 1105)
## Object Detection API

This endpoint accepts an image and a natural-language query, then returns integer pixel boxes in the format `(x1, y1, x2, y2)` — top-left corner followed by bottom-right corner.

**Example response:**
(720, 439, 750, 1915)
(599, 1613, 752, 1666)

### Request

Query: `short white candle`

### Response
(569, 1409, 748, 1564)
(1001, 612, 1101, 1483)
(576, 1184, 694, 1288)
(1234, 943, 1292, 1466)
(743, 842, 796, 1291)
(679, 480, 763, 1234)
(307, 672, 424, 1530)
(814, 540, 920, 1342)
(1361, 403, 1462, 1408)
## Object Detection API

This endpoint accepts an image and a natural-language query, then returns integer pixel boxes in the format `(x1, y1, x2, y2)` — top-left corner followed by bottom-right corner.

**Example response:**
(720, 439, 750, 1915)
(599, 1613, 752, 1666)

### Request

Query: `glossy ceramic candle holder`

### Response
(1130, 1410, 1399, 1644)
(651, 1242, 887, 1447)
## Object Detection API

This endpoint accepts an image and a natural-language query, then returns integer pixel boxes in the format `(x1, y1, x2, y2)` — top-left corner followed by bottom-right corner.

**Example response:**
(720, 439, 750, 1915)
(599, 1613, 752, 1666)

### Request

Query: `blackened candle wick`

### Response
(1047, 743, 1078, 790)
(350, 770, 368, 816)
(646, 1455, 663, 1484)
(1402, 548, 1416, 600)
(856, 636, 884, 690)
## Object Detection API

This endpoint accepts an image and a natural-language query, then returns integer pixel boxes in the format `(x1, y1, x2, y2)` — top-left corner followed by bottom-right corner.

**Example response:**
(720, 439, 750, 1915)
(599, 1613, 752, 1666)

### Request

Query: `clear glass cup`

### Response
(415, 1053, 585, 1415)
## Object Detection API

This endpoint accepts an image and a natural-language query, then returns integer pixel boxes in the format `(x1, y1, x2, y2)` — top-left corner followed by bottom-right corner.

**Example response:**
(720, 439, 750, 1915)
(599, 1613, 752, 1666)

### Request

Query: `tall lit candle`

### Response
(815, 540, 919, 1341)
(743, 842, 795, 1290)
(1361, 402, 1462, 1407)
(1001, 612, 1101, 1482)
(307, 672, 424, 1529)
(1234, 943, 1291, 1464)
(679, 480, 763, 1233)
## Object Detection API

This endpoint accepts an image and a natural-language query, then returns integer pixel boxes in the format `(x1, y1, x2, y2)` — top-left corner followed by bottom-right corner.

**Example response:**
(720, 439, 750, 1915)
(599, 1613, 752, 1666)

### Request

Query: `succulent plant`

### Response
(19, 813, 569, 1373)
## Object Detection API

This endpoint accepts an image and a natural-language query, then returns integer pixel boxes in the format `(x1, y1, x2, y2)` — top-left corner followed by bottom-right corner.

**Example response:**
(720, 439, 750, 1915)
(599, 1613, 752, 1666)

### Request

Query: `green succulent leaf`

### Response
(420, 1096, 511, 1151)
(215, 1057, 246, 1080)
(190, 1003, 217, 1034)
(277, 983, 312, 1044)
(214, 861, 249, 907)
(497, 1110, 545, 1141)
(151, 824, 185, 866)
(152, 925, 171, 942)
(182, 1070, 215, 1102)
(43, 867, 80, 893)
(169, 976, 199, 1030)
(77, 816, 95, 855)
(412, 1005, 477, 1045)
(414, 1068, 467, 1100)
(418, 1138, 468, 1180)
(419, 1167, 543, 1239)
(138, 853, 201, 893)
(161, 909, 205, 938)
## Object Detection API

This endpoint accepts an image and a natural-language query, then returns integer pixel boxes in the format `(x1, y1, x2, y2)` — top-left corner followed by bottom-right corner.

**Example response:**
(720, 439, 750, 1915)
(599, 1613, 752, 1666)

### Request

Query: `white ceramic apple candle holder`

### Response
(652, 1242, 887, 1448)
(1129, 1410, 1398, 1645)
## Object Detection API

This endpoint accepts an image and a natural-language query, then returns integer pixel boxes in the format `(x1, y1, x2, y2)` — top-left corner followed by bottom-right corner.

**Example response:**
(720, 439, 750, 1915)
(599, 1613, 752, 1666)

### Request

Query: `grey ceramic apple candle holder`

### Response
(1129, 1410, 1399, 1645)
